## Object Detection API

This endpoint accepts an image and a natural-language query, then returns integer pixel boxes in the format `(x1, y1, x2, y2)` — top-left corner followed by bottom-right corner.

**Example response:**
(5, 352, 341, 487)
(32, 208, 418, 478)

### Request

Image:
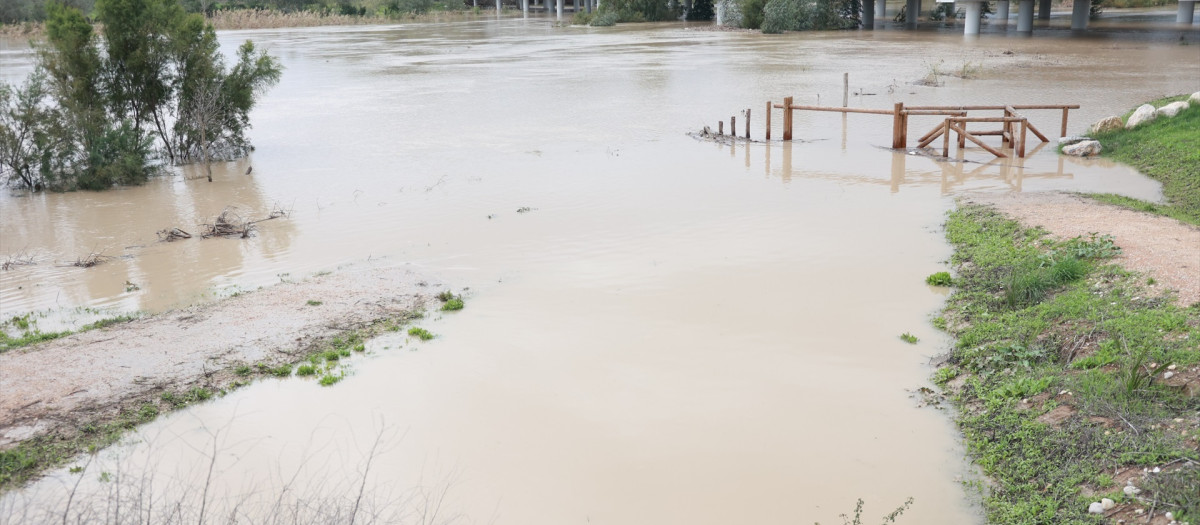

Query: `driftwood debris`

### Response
(201, 208, 255, 239)
(73, 252, 114, 268)
(156, 228, 193, 242)
(1, 252, 36, 271)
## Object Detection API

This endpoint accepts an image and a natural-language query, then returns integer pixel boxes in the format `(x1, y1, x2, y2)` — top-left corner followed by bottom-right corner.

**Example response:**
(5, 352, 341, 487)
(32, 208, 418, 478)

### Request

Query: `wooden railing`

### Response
(759, 99, 1080, 158)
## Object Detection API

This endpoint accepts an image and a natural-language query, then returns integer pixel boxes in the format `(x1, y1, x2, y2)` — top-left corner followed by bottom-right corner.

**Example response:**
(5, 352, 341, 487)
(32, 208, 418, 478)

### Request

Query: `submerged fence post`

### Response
(783, 96, 794, 141)
(745, 108, 751, 139)
(891, 102, 905, 149)
(718, 121, 724, 135)
(731, 116, 736, 139)
(766, 101, 772, 140)
(843, 73, 849, 108)
(1060, 107, 1069, 138)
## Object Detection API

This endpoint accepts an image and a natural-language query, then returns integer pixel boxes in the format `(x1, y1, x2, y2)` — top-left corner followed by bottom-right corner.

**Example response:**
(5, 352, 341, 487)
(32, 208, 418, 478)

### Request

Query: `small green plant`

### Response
(1116, 344, 1169, 397)
(441, 298, 464, 311)
(318, 373, 343, 386)
(1147, 277, 1157, 285)
(138, 403, 158, 421)
(932, 367, 958, 385)
(816, 497, 914, 525)
(353, 343, 366, 352)
(306, 300, 322, 306)
(323, 350, 342, 362)
(235, 364, 252, 376)
(899, 333, 919, 344)
(931, 316, 947, 331)
(270, 364, 292, 377)
(436, 290, 456, 302)
(408, 327, 434, 340)
(296, 364, 317, 376)
(991, 376, 1054, 400)
(925, 272, 953, 286)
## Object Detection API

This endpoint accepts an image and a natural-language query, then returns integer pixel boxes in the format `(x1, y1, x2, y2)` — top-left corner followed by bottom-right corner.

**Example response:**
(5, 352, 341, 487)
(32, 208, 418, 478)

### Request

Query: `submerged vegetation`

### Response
(933, 205, 1200, 523)
(0, 0, 281, 192)
(1088, 95, 1200, 226)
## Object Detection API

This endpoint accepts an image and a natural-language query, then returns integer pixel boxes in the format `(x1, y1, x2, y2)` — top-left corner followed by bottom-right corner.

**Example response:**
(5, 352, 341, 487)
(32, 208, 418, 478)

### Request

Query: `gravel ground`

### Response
(0, 262, 438, 450)
(964, 191, 1200, 306)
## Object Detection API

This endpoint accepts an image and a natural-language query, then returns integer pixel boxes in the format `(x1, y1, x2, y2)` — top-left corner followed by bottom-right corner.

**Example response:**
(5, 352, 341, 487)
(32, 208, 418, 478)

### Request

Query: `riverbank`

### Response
(932, 201, 1200, 524)
(1085, 95, 1200, 227)
(0, 263, 446, 492)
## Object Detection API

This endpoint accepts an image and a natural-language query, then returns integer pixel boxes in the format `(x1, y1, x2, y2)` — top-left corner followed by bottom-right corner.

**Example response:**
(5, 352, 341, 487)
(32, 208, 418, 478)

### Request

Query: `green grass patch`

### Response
(306, 299, 323, 306)
(935, 204, 1200, 523)
(899, 332, 919, 344)
(1087, 96, 1200, 226)
(926, 271, 953, 286)
(408, 327, 434, 340)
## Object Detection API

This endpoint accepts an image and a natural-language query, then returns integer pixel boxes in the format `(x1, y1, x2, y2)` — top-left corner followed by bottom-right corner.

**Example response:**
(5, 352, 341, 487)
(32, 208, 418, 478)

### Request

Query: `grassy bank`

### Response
(1086, 95, 1200, 227)
(934, 205, 1200, 524)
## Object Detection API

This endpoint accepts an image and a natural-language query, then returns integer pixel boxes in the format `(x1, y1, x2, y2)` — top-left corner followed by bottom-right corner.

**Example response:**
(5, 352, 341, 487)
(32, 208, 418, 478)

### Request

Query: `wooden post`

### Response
(765, 102, 772, 140)
(958, 119, 967, 149)
(731, 116, 736, 138)
(843, 73, 849, 108)
(1018, 119, 1028, 157)
(718, 121, 724, 135)
(1060, 107, 1069, 138)
(892, 102, 904, 149)
(745, 109, 751, 139)
(942, 120, 951, 157)
(783, 96, 794, 141)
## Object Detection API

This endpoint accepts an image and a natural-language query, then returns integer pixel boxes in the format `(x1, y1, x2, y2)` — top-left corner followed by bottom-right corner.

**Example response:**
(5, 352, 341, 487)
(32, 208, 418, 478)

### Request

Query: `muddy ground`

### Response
(0, 262, 439, 452)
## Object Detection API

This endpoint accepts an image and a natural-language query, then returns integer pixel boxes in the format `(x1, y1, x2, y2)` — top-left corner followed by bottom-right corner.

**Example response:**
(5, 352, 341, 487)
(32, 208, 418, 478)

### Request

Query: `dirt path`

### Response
(964, 192, 1200, 306)
(0, 262, 438, 450)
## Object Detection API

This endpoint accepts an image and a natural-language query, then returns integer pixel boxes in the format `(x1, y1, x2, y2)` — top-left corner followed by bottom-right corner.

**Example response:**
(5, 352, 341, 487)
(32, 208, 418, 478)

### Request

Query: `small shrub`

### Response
(926, 271, 953, 286)
(572, 11, 593, 24)
(270, 364, 292, 377)
(319, 373, 343, 387)
(991, 376, 1054, 400)
(900, 332, 919, 344)
(235, 364, 252, 376)
(353, 343, 366, 352)
(306, 299, 322, 306)
(441, 298, 464, 311)
(589, 12, 618, 25)
(932, 367, 958, 385)
(1005, 267, 1056, 308)
(1048, 257, 1088, 284)
(296, 364, 317, 376)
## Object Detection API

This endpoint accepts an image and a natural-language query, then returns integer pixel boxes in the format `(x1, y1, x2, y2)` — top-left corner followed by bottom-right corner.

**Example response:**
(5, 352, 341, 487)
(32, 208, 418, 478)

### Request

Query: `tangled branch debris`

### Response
(201, 208, 255, 239)
(73, 252, 114, 268)
(1, 252, 36, 271)
(156, 228, 193, 242)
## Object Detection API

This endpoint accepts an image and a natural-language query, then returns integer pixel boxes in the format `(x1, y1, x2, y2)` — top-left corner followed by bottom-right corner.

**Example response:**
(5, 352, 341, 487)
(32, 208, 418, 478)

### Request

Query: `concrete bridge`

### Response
(509, 0, 1195, 36)
(860, 0, 1197, 35)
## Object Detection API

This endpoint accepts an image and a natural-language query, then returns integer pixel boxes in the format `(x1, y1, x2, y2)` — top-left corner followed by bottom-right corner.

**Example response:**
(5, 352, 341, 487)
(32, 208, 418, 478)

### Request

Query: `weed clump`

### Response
(408, 327, 434, 340)
(926, 271, 953, 286)
(899, 333, 919, 344)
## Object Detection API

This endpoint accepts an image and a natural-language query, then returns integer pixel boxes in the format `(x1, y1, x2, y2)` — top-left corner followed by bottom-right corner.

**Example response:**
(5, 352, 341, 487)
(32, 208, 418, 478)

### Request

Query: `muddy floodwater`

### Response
(2, 16, 1199, 524)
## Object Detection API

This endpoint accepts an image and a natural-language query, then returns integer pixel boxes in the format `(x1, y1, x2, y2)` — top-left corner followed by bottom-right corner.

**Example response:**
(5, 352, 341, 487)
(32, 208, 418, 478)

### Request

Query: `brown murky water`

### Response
(1, 15, 1198, 524)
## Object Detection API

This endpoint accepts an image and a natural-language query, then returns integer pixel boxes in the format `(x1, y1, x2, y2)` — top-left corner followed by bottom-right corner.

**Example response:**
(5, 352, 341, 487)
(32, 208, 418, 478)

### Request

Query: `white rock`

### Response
(1124, 484, 1141, 496)
(1190, 91, 1200, 105)
(1102, 498, 1116, 510)
(1156, 101, 1190, 118)
(1126, 104, 1158, 129)
(1153, 466, 1161, 473)
(1059, 135, 1093, 145)
(1166, 512, 1174, 520)
(1088, 502, 1106, 514)
(1164, 371, 1175, 379)
(1063, 140, 1103, 157)
(1089, 116, 1124, 134)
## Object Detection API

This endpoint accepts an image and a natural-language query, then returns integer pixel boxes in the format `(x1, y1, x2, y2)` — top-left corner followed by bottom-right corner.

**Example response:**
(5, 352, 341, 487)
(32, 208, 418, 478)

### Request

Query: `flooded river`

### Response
(1, 16, 1198, 524)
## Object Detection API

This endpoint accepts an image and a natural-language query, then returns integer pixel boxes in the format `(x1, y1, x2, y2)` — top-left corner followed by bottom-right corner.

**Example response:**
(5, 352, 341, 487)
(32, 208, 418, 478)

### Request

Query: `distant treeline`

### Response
(0, 0, 476, 24)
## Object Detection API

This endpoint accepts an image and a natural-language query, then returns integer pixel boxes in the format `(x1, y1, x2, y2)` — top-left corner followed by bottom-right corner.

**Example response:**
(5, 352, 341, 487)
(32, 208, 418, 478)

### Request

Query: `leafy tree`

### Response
(0, 0, 281, 191)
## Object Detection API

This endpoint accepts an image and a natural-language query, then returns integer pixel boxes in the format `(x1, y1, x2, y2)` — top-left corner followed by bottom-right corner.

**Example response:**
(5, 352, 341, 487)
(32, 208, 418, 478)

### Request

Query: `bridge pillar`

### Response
(995, 0, 1009, 27)
(864, 0, 876, 28)
(963, 0, 983, 34)
(906, 0, 920, 27)
(1070, 0, 1089, 29)
(876, 0, 887, 21)
(1037, 0, 1050, 19)
(557, 0, 563, 19)
(1017, 0, 1034, 31)
(1179, 0, 1196, 23)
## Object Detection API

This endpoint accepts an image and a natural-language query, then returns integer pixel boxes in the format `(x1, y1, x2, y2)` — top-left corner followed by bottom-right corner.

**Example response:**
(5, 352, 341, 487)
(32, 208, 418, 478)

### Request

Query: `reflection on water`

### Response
(1, 15, 1198, 525)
